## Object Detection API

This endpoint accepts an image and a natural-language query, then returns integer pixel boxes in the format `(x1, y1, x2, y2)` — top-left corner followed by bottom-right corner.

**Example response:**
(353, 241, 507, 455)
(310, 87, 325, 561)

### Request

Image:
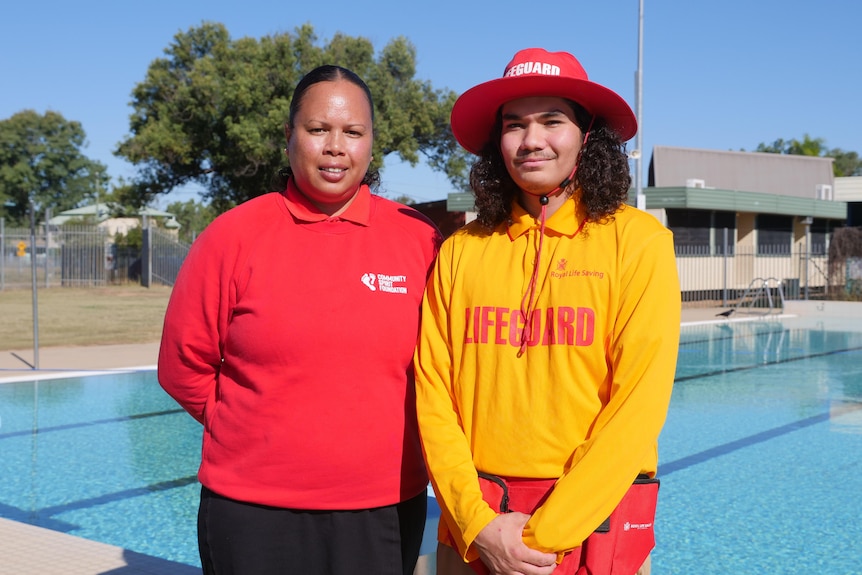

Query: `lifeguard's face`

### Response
(285, 79, 373, 215)
(499, 96, 584, 195)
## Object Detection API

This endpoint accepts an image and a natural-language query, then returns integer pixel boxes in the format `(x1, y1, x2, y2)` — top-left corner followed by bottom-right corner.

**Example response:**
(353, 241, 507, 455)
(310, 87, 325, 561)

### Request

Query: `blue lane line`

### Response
(660, 401, 862, 475)
(0, 475, 200, 532)
(674, 344, 862, 383)
(0, 408, 185, 440)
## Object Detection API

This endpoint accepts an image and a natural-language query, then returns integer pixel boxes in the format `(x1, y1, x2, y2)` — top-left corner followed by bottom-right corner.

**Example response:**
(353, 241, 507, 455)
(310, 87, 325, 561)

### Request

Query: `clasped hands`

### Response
(473, 512, 558, 575)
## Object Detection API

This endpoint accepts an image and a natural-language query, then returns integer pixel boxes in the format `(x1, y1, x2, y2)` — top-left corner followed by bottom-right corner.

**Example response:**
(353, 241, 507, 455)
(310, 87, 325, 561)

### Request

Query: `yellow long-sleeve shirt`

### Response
(414, 197, 681, 561)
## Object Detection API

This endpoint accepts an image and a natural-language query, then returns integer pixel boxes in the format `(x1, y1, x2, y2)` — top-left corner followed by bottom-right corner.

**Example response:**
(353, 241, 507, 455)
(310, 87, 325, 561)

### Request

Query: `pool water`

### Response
(1, 315, 861, 574)
(0, 371, 202, 563)
(655, 316, 862, 574)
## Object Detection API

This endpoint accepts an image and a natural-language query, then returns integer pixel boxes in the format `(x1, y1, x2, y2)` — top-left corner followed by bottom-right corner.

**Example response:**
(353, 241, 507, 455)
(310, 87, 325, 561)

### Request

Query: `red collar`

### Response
(282, 178, 371, 225)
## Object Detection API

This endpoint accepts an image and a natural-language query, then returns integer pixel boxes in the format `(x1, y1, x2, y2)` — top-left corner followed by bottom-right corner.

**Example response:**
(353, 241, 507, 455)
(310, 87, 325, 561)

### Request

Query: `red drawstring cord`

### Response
(516, 118, 595, 357)
(517, 201, 548, 357)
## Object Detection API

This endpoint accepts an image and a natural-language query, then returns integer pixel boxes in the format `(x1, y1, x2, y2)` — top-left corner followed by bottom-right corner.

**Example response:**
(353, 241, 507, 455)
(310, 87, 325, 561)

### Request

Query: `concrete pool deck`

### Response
(2, 303, 847, 575)
(0, 341, 160, 383)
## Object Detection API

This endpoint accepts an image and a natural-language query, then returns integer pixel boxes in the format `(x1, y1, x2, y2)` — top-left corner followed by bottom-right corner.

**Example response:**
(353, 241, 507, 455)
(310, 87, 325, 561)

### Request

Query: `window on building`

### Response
(756, 214, 792, 255)
(667, 209, 735, 256)
(712, 212, 736, 255)
(808, 219, 833, 255)
(667, 210, 710, 255)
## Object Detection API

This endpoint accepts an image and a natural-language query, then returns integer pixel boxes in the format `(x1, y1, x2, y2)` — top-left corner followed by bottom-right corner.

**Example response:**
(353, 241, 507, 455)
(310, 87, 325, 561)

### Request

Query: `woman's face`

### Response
(285, 79, 373, 216)
(499, 96, 583, 196)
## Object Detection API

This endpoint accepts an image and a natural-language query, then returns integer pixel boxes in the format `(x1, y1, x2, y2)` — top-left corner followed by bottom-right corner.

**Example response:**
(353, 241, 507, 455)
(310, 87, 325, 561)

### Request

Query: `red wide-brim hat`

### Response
(451, 48, 638, 155)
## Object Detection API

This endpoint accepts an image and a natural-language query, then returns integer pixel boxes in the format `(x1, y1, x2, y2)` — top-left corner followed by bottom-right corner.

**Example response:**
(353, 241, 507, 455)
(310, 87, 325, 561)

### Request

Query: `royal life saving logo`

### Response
(360, 272, 408, 294)
(623, 520, 653, 531)
(551, 258, 605, 280)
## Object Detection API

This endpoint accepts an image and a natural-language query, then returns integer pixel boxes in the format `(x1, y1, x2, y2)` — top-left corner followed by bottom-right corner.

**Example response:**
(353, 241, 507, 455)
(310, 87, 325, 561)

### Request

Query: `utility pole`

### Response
(634, 0, 646, 210)
(29, 197, 40, 369)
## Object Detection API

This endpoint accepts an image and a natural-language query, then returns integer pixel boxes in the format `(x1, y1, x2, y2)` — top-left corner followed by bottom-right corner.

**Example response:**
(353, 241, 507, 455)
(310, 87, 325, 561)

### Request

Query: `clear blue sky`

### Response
(2, 0, 859, 208)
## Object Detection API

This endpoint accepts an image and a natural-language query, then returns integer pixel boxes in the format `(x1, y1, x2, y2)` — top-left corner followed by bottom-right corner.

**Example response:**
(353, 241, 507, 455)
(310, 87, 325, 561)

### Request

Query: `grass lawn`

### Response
(0, 285, 172, 350)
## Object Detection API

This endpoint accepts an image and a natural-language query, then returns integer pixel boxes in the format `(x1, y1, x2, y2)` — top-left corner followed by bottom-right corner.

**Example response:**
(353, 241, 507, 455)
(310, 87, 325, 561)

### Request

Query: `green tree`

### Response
(114, 225, 143, 250)
(0, 110, 108, 224)
(165, 198, 217, 243)
(755, 134, 827, 156)
(827, 149, 862, 177)
(389, 194, 416, 205)
(116, 22, 470, 213)
(756, 134, 862, 176)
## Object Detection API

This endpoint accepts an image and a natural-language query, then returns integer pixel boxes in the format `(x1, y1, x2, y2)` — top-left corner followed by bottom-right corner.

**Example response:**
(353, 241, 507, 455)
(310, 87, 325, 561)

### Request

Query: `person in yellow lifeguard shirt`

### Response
(415, 48, 681, 575)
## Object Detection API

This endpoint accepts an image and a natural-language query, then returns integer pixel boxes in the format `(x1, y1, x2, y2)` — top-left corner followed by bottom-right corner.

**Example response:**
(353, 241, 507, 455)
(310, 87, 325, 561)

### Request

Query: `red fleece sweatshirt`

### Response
(158, 182, 441, 510)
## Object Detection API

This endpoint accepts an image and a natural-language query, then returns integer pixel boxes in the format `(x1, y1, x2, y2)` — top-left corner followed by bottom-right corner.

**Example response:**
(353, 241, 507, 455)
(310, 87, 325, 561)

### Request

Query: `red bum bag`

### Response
(467, 473, 659, 575)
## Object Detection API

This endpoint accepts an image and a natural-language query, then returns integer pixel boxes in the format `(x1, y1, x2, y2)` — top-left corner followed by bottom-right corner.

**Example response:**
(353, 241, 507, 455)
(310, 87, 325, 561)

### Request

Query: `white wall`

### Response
(835, 176, 862, 201)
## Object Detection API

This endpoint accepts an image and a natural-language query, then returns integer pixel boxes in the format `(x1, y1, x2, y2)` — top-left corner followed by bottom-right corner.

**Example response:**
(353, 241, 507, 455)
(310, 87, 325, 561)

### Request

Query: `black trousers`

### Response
(198, 486, 427, 575)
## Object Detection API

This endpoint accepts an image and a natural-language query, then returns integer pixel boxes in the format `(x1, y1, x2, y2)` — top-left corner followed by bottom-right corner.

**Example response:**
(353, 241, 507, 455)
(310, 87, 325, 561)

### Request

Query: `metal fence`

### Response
(4, 217, 858, 310)
(675, 245, 836, 308)
(1, 219, 189, 291)
(141, 227, 190, 288)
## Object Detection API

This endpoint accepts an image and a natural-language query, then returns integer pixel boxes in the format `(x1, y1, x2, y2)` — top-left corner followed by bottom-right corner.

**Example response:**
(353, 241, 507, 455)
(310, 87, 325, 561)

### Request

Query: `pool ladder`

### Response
(733, 277, 786, 315)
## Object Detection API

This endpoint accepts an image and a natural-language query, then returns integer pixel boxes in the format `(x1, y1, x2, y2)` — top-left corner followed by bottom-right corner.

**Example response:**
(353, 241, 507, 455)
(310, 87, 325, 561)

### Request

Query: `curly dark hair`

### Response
(270, 64, 381, 193)
(469, 99, 631, 230)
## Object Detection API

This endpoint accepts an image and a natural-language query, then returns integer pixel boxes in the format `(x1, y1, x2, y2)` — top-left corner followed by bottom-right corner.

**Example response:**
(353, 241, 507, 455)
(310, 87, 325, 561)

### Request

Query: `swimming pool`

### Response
(1, 315, 860, 573)
(656, 315, 862, 574)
